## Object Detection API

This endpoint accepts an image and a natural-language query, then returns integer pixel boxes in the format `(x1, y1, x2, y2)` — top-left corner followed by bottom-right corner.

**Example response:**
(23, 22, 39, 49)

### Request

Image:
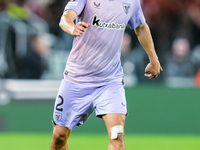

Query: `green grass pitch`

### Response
(0, 133, 200, 150)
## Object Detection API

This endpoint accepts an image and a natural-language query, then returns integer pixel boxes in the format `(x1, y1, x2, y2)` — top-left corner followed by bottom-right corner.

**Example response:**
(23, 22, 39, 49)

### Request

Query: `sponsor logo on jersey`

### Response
(91, 15, 125, 30)
(123, 3, 131, 14)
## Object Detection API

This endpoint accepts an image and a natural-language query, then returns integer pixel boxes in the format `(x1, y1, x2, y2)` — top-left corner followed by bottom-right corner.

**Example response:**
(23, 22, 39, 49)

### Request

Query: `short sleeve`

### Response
(64, 0, 87, 16)
(128, 0, 145, 29)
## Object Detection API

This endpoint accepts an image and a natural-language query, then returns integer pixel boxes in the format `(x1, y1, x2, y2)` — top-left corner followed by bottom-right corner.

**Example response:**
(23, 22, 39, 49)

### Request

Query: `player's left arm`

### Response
(134, 22, 163, 79)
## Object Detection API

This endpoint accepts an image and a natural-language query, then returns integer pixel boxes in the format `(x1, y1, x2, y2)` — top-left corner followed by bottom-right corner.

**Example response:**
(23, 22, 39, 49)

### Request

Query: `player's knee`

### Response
(110, 133, 125, 149)
(109, 125, 125, 149)
(52, 131, 67, 145)
(111, 132, 124, 142)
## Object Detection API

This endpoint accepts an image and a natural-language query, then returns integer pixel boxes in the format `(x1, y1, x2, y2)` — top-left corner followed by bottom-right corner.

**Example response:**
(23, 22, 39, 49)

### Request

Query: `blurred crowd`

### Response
(0, 0, 200, 88)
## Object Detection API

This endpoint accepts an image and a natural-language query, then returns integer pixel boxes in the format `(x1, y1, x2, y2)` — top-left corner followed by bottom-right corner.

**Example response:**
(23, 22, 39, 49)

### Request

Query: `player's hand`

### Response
(72, 22, 90, 36)
(144, 61, 163, 79)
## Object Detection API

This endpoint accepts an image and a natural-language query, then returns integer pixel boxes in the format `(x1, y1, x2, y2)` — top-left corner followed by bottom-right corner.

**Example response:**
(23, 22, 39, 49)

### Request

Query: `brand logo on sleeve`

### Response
(91, 15, 125, 30)
(68, 0, 78, 6)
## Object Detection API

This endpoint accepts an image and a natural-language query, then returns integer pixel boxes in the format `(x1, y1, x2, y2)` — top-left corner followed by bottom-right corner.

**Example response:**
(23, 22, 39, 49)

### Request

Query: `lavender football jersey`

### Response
(64, 0, 145, 87)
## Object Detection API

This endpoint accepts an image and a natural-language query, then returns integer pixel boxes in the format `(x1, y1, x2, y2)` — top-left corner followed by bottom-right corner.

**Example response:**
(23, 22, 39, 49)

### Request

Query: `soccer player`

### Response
(50, 0, 162, 150)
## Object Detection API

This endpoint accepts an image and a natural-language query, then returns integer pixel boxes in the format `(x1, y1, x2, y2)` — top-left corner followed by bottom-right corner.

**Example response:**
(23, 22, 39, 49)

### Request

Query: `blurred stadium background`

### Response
(0, 0, 200, 150)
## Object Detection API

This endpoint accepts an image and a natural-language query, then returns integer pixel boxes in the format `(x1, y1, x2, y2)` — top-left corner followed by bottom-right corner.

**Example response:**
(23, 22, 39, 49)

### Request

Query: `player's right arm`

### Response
(59, 9, 90, 36)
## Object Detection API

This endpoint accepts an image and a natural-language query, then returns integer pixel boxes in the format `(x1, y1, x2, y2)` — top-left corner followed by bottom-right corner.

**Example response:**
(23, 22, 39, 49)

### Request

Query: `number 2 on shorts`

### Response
(56, 95, 64, 111)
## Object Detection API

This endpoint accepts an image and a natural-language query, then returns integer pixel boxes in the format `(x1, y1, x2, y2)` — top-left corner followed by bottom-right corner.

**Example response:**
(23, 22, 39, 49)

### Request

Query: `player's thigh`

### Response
(102, 113, 126, 139)
(95, 80, 127, 117)
(53, 79, 94, 130)
(52, 124, 72, 140)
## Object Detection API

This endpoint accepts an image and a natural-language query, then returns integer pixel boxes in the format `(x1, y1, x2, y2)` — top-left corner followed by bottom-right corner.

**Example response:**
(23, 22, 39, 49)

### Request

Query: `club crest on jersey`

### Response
(91, 15, 125, 30)
(123, 3, 131, 14)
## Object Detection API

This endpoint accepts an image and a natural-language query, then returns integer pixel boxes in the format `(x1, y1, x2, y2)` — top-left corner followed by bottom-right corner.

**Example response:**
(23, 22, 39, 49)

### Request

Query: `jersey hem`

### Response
(63, 75, 123, 87)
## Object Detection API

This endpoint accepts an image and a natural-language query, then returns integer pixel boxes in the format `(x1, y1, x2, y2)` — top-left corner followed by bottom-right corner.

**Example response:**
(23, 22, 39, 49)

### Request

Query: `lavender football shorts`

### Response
(53, 79, 127, 130)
